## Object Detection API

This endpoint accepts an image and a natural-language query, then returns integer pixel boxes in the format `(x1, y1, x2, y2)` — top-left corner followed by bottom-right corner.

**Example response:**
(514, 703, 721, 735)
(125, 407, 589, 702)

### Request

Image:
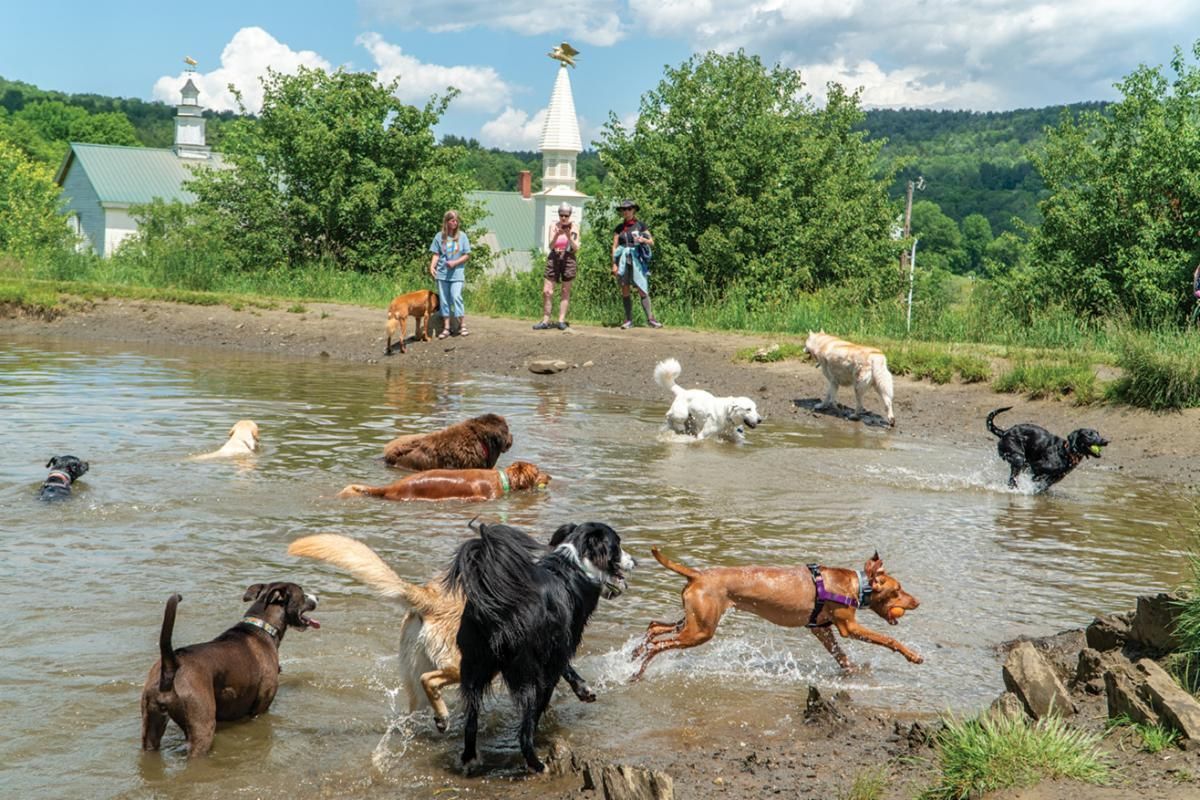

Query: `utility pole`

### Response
(899, 176, 924, 279)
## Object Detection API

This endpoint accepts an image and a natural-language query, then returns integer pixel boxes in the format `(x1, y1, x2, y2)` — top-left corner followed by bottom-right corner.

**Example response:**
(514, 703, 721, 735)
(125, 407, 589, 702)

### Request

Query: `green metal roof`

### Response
(56, 143, 225, 205)
(468, 190, 536, 252)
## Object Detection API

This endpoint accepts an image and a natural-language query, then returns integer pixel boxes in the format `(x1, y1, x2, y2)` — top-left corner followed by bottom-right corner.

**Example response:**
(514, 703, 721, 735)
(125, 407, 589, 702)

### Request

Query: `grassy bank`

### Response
(7, 250, 1200, 409)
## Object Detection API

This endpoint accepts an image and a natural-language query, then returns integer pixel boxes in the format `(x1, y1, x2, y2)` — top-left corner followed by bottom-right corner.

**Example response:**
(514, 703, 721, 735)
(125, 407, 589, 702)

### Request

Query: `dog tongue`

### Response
(305, 617, 321, 629)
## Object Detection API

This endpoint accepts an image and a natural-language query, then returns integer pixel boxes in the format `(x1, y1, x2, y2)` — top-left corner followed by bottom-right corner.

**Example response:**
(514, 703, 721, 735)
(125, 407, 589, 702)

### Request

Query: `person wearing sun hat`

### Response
(534, 202, 580, 330)
(610, 199, 662, 329)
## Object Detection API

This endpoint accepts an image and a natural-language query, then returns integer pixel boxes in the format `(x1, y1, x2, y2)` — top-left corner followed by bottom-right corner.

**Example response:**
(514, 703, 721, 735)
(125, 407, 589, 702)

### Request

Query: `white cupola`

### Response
(174, 77, 210, 160)
(534, 61, 588, 248)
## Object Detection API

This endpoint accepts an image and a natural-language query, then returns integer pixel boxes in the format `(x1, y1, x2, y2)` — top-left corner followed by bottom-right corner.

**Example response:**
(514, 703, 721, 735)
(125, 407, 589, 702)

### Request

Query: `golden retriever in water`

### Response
(287, 531, 598, 732)
(804, 332, 895, 426)
(383, 414, 512, 471)
(192, 420, 260, 460)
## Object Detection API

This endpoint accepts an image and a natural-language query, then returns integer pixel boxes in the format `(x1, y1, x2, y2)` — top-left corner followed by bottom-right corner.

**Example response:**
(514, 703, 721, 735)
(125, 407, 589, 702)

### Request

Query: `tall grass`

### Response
(991, 356, 1102, 403)
(922, 714, 1110, 800)
(1106, 329, 1200, 410)
(1170, 526, 1200, 696)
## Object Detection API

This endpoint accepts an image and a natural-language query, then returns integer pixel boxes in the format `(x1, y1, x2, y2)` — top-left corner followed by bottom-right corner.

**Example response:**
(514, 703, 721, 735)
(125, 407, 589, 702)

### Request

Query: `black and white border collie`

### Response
(446, 520, 635, 773)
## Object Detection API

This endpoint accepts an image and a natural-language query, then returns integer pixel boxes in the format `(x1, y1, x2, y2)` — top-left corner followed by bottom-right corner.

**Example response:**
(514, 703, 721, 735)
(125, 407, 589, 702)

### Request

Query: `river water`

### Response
(1, 336, 1191, 798)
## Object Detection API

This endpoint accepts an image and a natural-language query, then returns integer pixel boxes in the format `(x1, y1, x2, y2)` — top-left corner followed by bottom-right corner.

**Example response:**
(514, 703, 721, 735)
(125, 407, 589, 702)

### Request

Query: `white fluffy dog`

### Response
(653, 358, 762, 441)
(192, 419, 260, 460)
(804, 331, 895, 426)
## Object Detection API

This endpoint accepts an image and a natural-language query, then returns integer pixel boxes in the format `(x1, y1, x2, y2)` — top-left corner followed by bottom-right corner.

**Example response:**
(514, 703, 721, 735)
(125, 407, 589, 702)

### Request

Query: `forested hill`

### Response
(2, 73, 1106, 235)
(859, 103, 1108, 235)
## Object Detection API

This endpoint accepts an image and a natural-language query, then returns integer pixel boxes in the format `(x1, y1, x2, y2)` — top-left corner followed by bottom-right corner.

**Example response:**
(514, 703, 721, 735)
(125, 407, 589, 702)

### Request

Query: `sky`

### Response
(1, 1, 1197, 150)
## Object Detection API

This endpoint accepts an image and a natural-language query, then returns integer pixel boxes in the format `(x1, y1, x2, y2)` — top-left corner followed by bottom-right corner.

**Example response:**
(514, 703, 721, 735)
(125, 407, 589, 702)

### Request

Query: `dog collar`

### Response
(1064, 441, 1082, 467)
(497, 468, 510, 494)
(480, 441, 490, 463)
(241, 616, 280, 639)
(46, 471, 72, 485)
(805, 565, 873, 628)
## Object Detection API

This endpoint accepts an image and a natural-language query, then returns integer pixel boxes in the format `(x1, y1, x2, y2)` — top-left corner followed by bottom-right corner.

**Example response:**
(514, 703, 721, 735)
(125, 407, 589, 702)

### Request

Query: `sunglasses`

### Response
(559, 213, 571, 217)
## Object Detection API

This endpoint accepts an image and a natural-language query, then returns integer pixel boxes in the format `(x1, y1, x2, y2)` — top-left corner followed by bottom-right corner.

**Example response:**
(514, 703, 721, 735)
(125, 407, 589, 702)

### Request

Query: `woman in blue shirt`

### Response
(429, 209, 472, 338)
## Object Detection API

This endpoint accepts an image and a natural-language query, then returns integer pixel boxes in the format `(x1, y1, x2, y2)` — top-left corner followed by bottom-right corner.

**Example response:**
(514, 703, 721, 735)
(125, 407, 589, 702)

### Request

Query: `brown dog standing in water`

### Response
(385, 289, 439, 354)
(140, 583, 319, 757)
(632, 549, 921, 680)
(338, 461, 550, 502)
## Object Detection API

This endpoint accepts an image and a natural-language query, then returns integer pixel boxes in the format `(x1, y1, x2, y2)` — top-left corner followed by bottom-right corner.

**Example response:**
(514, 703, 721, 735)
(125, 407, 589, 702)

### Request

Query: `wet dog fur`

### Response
(192, 420, 259, 461)
(287, 531, 600, 732)
(383, 414, 512, 471)
(140, 583, 318, 757)
(987, 406, 1108, 490)
(447, 521, 636, 773)
(804, 331, 895, 426)
(39, 455, 89, 500)
(653, 357, 762, 441)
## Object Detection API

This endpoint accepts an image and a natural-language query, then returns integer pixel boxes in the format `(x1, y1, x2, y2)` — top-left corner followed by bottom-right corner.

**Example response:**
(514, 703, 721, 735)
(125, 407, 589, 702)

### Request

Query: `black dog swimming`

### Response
(987, 407, 1108, 490)
(446, 521, 635, 773)
(39, 456, 89, 500)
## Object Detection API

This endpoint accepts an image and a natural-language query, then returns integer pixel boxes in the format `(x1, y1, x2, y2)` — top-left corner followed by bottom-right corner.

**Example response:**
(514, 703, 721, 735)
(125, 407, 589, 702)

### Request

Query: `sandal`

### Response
(459, 328, 470, 337)
(437, 330, 450, 339)
(532, 321, 551, 330)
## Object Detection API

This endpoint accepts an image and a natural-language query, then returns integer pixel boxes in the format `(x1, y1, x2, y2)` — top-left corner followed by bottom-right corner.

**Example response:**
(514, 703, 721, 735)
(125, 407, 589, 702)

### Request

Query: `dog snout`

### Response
(305, 592, 319, 611)
(620, 550, 637, 573)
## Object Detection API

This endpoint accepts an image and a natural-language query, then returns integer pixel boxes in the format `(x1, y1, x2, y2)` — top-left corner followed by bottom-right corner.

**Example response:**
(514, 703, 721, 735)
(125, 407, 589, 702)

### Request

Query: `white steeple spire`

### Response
(539, 66, 583, 153)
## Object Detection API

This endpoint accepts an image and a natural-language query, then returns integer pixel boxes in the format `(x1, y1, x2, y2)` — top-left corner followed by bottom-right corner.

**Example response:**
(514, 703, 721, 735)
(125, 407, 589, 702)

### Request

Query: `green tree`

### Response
(1029, 40, 1200, 325)
(961, 212, 994, 273)
(911, 199, 967, 273)
(588, 50, 901, 307)
(0, 139, 70, 254)
(186, 66, 482, 273)
(68, 111, 140, 146)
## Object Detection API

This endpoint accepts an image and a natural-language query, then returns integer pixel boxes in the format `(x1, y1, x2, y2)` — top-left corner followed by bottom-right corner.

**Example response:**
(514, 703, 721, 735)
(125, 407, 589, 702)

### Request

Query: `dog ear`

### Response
(45, 457, 58, 469)
(864, 551, 883, 580)
(581, 524, 615, 571)
(549, 524, 577, 547)
(243, 583, 266, 602)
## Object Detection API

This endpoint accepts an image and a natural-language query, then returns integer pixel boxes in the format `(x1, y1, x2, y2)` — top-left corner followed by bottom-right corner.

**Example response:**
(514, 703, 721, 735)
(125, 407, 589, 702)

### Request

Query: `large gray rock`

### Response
(1085, 613, 1132, 652)
(1129, 594, 1184, 652)
(529, 358, 570, 374)
(1136, 658, 1200, 742)
(1104, 660, 1158, 725)
(1002, 641, 1076, 719)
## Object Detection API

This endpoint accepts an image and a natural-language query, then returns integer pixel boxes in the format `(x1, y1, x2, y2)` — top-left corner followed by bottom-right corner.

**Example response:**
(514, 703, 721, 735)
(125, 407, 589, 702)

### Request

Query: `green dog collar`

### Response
(497, 468, 510, 494)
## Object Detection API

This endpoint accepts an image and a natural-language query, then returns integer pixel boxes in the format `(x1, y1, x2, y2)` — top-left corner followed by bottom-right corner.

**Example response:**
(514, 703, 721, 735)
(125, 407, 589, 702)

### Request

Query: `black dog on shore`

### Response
(39, 456, 89, 500)
(986, 407, 1108, 490)
(446, 521, 635, 773)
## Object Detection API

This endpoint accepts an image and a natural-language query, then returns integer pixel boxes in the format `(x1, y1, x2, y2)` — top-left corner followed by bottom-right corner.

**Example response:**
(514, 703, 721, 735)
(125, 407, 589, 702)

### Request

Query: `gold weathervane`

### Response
(183, 56, 198, 72)
(547, 42, 579, 68)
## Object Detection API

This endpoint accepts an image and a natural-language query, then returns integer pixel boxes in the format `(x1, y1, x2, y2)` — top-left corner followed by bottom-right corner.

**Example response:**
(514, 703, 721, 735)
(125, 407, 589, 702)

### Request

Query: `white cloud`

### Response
(479, 106, 548, 149)
(361, 0, 626, 47)
(152, 27, 330, 113)
(625, 0, 1199, 109)
(356, 32, 515, 112)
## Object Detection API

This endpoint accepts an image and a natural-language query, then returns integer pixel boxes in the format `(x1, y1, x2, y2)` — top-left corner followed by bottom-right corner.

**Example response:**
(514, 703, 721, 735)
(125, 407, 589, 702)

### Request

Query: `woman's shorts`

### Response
(545, 252, 577, 282)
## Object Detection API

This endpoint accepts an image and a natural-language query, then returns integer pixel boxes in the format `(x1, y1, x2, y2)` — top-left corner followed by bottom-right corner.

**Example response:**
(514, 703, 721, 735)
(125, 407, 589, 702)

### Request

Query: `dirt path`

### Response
(4, 296, 1199, 488)
(5, 296, 1200, 798)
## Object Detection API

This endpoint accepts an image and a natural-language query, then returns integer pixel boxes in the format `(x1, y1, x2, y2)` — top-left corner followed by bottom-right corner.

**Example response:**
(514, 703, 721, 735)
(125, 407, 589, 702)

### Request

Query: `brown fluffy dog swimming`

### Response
(287, 531, 597, 731)
(383, 414, 512, 471)
(385, 289, 439, 355)
(337, 461, 549, 502)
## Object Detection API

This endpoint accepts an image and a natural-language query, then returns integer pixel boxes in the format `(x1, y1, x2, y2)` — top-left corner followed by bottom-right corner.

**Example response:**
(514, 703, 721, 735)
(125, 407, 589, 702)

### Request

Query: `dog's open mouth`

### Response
(602, 569, 628, 599)
(297, 612, 321, 630)
(1089, 444, 1104, 457)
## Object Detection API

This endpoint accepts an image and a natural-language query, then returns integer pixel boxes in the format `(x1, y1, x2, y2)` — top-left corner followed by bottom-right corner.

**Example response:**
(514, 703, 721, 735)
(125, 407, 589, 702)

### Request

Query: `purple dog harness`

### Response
(806, 564, 873, 628)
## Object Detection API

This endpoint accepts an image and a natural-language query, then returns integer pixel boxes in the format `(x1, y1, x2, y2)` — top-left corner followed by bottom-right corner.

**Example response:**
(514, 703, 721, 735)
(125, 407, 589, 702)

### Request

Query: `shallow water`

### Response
(0, 336, 1191, 798)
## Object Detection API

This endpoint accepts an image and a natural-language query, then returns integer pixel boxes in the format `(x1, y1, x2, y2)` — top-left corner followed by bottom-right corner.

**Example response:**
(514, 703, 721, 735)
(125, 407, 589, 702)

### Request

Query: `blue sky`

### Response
(2, 1, 1197, 149)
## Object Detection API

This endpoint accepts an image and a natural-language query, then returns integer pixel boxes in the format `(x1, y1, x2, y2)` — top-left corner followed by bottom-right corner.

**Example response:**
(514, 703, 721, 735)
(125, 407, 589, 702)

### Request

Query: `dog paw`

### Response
(435, 715, 449, 733)
(575, 687, 597, 703)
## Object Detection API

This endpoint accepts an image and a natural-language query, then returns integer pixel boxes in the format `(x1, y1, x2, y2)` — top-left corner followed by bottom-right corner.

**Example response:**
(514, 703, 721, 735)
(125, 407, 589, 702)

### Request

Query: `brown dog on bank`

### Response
(383, 413, 512, 471)
(632, 549, 921, 680)
(337, 461, 550, 502)
(385, 289, 439, 355)
(140, 583, 319, 757)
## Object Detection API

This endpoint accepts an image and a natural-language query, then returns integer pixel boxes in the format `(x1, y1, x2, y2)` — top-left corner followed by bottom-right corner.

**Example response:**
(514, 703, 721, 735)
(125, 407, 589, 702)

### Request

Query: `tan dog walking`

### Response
(385, 289, 439, 355)
(632, 548, 922, 680)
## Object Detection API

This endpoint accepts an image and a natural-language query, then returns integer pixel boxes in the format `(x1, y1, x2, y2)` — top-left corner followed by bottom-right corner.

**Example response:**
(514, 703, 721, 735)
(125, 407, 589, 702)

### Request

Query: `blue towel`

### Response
(614, 245, 649, 295)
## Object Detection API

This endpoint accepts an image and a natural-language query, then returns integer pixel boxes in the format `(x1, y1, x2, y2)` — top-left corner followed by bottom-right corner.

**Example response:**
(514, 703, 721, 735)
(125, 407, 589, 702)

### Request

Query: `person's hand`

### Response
(611, 264, 618, 276)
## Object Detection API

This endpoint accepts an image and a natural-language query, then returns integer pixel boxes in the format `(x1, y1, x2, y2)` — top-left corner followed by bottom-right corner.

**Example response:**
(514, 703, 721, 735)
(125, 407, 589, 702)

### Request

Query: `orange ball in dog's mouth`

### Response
(887, 606, 905, 620)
